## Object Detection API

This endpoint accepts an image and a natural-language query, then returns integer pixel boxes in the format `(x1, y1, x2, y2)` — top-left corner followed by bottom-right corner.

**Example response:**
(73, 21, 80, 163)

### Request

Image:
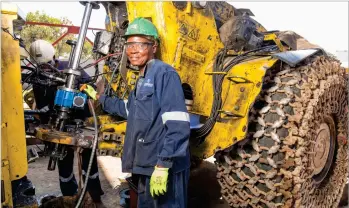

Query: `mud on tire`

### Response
(215, 56, 348, 208)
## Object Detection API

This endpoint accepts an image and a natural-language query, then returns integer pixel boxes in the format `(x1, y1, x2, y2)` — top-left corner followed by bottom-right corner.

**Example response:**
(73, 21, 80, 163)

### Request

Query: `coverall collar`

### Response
(139, 59, 156, 77)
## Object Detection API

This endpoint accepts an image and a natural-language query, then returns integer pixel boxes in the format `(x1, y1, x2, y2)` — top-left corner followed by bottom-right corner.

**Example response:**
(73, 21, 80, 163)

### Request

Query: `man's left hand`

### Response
(150, 166, 169, 197)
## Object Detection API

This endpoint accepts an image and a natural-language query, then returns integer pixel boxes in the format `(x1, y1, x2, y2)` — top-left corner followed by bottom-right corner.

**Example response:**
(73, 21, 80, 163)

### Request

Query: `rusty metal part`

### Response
(35, 125, 95, 148)
(101, 132, 123, 142)
(97, 132, 124, 157)
(311, 115, 336, 184)
(36, 119, 126, 159)
(276, 30, 320, 50)
(119, 47, 131, 93)
(297, 57, 348, 208)
(215, 56, 348, 207)
(312, 123, 331, 175)
(339, 183, 349, 207)
(39, 193, 96, 208)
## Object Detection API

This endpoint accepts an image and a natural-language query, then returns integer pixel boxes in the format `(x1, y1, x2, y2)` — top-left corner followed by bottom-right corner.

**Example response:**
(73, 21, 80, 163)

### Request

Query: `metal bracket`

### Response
(218, 110, 243, 118)
(119, 46, 131, 92)
(272, 48, 325, 67)
(63, 68, 81, 76)
(226, 76, 252, 83)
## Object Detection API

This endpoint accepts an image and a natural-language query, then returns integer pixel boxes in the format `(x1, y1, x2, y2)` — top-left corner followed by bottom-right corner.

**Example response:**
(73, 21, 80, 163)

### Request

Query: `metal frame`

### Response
(25, 21, 106, 46)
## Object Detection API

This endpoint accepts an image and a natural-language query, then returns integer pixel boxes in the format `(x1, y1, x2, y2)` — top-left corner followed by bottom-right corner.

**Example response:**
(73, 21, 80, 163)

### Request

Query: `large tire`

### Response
(215, 56, 348, 208)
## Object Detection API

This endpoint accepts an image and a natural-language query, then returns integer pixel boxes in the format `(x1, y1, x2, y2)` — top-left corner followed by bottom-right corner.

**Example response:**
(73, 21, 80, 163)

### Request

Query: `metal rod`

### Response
(70, 2, 93, 71)
(47, 157, 57, 171)
(47, 143, 59, 171)
(41, 72, 66, 83)
(25, 21, 106, 31)
(68, 44, 76, 68)
(65, 75, 75, 88)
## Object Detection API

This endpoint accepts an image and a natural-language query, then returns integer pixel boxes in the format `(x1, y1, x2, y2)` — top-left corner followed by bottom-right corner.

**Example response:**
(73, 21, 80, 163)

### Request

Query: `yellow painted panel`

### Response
(192, 57, 278, 157)
(1, 6, 28, 182)
(104, 2, 280, 158)
(126, 2, 224, 116)
(99, 141, 117, 149)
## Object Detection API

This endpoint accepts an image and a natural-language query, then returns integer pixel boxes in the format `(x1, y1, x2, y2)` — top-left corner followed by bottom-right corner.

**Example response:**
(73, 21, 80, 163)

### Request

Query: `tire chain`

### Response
(215, 56, 348, 208)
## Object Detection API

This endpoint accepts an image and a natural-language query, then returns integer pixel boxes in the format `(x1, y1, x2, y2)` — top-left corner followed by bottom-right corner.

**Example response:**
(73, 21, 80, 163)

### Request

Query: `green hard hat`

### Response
(124, 17, 159, 41)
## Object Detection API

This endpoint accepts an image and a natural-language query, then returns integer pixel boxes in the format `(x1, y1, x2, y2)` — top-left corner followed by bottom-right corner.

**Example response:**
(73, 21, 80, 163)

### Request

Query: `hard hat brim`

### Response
(123, 33, 160, 42)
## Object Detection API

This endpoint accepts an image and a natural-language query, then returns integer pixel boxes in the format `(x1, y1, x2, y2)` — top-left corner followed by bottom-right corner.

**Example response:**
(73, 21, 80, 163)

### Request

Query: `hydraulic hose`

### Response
(104, 61, 120, 96)
(193, 45, 279, 142)
(75, 99, 99, 208)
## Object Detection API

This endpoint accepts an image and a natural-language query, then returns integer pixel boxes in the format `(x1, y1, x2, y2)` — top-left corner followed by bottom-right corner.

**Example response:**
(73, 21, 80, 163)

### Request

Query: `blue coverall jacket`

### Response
(99, 59, 191, 176)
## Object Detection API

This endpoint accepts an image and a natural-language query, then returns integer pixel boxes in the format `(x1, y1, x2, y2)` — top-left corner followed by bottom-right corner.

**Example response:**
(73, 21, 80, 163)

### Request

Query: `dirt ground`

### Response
(26, 147, 348, 208)
(26, 154, 229, 208)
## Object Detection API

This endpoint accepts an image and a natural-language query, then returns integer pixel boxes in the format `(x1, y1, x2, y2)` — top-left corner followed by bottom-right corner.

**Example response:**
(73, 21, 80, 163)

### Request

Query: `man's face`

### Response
(126, 36, 157, 68)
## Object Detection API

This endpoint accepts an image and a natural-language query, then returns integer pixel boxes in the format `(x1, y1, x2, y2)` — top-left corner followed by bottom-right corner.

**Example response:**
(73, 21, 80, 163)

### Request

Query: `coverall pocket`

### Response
(135, 139, 158, 167)
(135, 91, 153, 121)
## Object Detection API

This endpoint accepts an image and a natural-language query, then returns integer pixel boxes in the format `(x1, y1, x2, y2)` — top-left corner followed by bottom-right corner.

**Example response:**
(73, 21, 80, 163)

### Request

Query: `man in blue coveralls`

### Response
(81, 17, 191, 207)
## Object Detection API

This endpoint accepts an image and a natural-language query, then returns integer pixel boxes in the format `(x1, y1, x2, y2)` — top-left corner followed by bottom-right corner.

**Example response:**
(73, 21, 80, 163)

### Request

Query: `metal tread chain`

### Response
(215, 56, 348, 208)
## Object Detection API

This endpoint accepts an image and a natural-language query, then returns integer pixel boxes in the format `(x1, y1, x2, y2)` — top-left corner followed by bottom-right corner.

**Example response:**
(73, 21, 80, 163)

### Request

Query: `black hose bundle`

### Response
(192, 45, 279, 143)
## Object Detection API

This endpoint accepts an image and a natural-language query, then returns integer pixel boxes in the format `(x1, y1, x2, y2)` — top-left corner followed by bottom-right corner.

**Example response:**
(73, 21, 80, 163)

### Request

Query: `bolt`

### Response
(242, 126, 246, 132)
(130, 80, 135, 85)
(233, 137, 237, 142)
(256, 82, 261, 87)
(240, 87, 245, 92)
(214, 147, 222, 154)
(317, 143, 324, 150)
(234, 106, 240, 111)
(131, 74, 136, 79)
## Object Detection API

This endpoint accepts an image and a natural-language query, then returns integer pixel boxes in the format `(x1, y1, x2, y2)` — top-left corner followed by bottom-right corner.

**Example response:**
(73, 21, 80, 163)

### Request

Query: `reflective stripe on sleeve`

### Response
(161, 111, 190, 124)
(123, 100, 129, 116)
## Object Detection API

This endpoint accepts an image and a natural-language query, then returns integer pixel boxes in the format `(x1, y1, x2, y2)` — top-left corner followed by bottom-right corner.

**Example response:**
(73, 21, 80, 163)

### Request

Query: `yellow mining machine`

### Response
(1, 3, 37, 208)
(2, 1, 348, 208)
(93, 2, 349, 207)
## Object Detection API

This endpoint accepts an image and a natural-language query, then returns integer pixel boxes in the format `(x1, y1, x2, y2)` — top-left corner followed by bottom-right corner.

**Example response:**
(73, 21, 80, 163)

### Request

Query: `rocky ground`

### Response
(27, 155, 229, 208)
(26, 149, 348, 208)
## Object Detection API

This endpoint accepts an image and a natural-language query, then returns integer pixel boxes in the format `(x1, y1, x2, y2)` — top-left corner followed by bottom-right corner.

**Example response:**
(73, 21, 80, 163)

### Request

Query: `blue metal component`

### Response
(73, 93, 88, 108)
(54, 89, 75, 108)
(54, 89, 87, 109)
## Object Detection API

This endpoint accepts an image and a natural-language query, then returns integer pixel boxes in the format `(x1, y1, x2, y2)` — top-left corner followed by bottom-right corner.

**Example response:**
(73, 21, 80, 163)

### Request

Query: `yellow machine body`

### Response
(32, 2, 295, 159)
(10, 2, 347, 208)
(83, 2, 282, 158)
(1, 3, 28, 207)
(32, 2, 288, 159)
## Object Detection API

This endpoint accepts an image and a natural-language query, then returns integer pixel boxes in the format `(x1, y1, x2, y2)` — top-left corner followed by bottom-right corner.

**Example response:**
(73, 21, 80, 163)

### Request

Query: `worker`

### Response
(55, 63, 104, 206)
(81, 17, 191, 207)
(28, 40, 104, 206)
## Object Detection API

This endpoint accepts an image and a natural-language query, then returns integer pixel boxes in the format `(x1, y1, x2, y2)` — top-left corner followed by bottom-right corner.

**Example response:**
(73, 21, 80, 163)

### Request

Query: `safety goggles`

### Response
(125, 42, 154, 50)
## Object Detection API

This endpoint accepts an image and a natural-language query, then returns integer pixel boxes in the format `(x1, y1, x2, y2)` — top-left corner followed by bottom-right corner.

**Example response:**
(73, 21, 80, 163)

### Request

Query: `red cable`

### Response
(82, 52, 121, 69)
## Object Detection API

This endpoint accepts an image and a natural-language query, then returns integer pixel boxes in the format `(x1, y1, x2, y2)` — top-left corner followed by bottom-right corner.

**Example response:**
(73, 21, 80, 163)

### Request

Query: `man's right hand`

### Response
(80, 84, 98, 100)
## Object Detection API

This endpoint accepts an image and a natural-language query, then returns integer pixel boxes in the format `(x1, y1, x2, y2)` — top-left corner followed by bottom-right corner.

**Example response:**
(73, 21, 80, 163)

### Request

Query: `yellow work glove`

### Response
(80, 84, 97, 100)
(150, 166, 169, 198)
